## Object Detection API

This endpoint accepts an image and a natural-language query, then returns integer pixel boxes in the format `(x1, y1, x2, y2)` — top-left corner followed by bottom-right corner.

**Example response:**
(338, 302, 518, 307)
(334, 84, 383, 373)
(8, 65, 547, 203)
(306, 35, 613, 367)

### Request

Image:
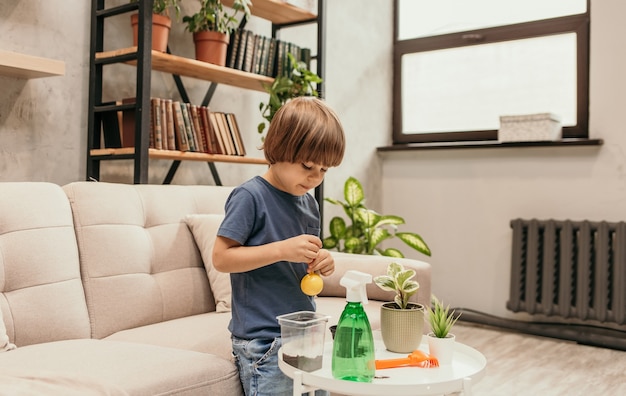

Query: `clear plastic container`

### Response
(277, 311, 330, 372)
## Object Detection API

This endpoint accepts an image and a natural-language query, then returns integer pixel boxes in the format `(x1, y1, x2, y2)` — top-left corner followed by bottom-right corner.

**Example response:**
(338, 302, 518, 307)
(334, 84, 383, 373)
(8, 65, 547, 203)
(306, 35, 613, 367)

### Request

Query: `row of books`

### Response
(226, 28, 311, 78)
(103, 98, 246, 156)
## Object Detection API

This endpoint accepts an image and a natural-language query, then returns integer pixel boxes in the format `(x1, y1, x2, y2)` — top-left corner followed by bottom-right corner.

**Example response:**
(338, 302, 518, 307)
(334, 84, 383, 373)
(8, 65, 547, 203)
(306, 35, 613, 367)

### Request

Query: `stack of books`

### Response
(104, 98, 246, 156)
(226, 28, 311, 77)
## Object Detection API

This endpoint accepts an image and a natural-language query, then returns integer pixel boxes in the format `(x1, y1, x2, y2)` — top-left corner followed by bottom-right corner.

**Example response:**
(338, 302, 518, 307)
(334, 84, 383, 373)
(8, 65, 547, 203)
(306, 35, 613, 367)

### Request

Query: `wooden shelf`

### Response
(96, 47, 274, 92)
(0, 49, 65, 79)
(222, 0, 316, 24)
(91, 148, 269, 165)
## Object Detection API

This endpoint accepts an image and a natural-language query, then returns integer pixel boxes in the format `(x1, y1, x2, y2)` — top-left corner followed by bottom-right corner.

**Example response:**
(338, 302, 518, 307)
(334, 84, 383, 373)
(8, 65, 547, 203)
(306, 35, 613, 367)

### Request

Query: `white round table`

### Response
(279, 333, 486, 396)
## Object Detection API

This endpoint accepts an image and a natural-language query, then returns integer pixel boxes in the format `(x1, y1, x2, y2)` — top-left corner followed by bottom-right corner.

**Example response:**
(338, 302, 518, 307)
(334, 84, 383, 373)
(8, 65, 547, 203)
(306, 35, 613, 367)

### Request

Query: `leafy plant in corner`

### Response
(257, 53, 322, 139)
(373, 262, 420, 309)
(323, 176, 431, 258)
(427, 295, 460, 338)
(183, 0, 251, 34)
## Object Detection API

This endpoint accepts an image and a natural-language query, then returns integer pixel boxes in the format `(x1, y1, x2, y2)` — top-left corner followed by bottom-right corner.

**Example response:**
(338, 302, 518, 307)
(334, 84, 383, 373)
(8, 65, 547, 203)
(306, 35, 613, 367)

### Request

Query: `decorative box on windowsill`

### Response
(498, 113, 562, 142)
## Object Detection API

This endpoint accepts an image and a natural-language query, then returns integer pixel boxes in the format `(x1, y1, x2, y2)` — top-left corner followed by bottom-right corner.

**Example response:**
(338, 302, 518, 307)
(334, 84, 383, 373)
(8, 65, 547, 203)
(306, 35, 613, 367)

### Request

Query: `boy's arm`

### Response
(212, 234, 322, 273)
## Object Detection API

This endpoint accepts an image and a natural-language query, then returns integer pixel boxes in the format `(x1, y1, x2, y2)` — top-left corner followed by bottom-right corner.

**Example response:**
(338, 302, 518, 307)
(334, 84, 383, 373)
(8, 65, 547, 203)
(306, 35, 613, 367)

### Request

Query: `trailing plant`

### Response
(130, 0, 181, 18)
(373, 262, 419, 309)
(323, 176, 431, 258)
(183, 0, 251, 34)
(257, 53, 322, 139)
(427, 295, 460, 338)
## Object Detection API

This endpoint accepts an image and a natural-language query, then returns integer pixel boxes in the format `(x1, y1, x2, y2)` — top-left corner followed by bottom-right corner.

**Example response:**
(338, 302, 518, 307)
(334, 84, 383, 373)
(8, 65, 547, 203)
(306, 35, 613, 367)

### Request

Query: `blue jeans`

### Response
(232, 336, 328, 396)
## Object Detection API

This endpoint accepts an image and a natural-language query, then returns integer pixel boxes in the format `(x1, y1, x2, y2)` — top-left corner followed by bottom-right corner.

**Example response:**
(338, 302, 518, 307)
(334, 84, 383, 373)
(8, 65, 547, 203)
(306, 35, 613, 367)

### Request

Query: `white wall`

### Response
(381, 0, 626, 319)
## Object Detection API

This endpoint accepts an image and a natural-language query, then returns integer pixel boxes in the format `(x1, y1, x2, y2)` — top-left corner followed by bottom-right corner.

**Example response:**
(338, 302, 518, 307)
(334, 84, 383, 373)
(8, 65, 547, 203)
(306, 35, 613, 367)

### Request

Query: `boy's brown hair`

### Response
(262, 97, 345, 167)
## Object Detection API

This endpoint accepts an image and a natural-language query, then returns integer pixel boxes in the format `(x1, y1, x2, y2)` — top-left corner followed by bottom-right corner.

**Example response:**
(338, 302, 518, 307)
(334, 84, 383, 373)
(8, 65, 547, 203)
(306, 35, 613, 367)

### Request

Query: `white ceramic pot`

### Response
(427, 332, 456, 365)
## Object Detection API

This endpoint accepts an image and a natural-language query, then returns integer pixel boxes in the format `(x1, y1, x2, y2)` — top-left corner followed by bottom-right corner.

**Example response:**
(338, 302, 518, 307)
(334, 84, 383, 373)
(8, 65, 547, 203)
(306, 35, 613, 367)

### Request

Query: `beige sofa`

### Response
(0, 181, 431, 395)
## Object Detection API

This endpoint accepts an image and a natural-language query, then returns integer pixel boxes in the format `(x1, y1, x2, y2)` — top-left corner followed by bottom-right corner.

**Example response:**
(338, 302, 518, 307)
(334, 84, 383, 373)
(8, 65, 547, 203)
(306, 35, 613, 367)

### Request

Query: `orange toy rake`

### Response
(375, 350, 439, 369)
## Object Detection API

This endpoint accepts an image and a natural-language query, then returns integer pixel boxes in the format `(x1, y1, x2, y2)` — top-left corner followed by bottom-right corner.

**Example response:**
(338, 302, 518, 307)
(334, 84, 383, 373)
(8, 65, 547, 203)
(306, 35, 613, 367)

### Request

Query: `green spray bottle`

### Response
(331, 270, 375, 382)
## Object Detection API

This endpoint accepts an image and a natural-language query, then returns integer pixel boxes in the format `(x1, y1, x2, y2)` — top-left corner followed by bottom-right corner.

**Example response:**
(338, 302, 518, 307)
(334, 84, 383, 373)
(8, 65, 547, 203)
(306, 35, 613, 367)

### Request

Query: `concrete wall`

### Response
(381, 0, 626, 319)
(0, 0, 390, 219)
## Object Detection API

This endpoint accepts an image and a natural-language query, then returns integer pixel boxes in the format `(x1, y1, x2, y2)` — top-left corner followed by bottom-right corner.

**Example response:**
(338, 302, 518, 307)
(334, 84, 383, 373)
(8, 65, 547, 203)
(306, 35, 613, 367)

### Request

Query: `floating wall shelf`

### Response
(0, 50, 65, 79)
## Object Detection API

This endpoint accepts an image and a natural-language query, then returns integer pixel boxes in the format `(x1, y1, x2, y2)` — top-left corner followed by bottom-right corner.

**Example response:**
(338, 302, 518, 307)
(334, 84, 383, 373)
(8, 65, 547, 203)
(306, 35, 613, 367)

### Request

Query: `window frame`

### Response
(392, 1, 590, 144)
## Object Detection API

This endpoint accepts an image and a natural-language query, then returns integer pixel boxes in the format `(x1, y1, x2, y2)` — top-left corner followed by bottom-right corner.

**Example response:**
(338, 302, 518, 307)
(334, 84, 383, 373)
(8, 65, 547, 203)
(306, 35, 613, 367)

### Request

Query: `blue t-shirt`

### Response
(217, 176, 321, 339)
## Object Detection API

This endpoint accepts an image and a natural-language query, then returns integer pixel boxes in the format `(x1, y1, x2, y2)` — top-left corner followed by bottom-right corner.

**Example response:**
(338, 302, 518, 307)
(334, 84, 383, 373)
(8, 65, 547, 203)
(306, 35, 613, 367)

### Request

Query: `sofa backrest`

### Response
(0, 182, 91, 346)
(63, 182, 233, 339)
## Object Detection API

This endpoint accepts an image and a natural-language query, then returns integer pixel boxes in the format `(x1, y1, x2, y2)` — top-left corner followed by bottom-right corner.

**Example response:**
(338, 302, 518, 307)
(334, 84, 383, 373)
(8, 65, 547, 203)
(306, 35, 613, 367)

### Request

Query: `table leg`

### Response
(462, 377, 473, 396)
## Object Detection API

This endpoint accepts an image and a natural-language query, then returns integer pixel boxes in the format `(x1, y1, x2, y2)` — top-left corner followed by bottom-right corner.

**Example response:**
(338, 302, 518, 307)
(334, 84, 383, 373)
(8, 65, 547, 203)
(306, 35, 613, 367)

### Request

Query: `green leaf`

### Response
(374, 215, 405, 228)
(328, 217, 346, 239)
(344, 237, 364, 254)
(373, 275, 396, 292)
(381, 248, 404, 258)
(355, 208, 380, 228)
(322, 236, 337, 249)
(369, 228, 390, 251)
(397, 232, 432, 256)
(344, 176, 364, 207)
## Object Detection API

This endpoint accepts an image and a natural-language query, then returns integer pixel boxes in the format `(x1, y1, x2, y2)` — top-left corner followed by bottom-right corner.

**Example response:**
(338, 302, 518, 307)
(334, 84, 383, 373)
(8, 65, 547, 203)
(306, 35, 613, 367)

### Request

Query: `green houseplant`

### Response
(374, 262, 425, 353)
(257, 53, 322, 139)
(427, 295, 460, 339)
(323, 176, 431, 258)
(426, 295, 460, 364)
(183, 0, 251, 65)
(130, 0, 181, 52)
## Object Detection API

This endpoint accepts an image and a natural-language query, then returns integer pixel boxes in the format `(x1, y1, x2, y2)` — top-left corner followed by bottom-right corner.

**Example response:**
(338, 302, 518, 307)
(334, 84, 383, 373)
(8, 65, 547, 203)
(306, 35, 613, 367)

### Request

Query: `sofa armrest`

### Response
(320, 252, 431, 307)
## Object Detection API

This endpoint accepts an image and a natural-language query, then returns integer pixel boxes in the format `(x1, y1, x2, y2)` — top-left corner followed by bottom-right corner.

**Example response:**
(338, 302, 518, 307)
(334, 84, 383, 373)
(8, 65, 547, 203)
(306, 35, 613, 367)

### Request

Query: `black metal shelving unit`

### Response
(87, 0, 325, 194)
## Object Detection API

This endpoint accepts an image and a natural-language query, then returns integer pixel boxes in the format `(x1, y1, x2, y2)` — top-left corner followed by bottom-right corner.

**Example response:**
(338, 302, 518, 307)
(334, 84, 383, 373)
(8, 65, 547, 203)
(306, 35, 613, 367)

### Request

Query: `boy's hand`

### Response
(282, 234, 322, 263)
(307, 249, 335, 276)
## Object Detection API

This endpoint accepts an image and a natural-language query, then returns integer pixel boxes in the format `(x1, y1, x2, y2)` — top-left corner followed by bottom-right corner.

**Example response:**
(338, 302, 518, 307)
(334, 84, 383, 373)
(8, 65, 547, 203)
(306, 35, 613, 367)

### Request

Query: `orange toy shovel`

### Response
(375, 350, 439, 369)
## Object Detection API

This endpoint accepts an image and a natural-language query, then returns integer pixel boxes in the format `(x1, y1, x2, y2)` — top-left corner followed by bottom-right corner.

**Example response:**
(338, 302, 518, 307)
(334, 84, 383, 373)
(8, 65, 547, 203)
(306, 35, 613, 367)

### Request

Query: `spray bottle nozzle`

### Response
(340, 270, 372, 304)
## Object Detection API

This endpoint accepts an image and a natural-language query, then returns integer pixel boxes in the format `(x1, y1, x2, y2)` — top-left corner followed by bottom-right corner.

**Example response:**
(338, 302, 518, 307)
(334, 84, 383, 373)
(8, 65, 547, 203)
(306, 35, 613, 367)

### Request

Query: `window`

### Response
(393, 0, 590, 144)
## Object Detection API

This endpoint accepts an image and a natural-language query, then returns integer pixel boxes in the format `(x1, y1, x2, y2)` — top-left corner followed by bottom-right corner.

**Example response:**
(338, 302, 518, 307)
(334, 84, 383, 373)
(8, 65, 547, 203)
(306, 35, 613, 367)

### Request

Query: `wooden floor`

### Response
(452, 322, 626, 395)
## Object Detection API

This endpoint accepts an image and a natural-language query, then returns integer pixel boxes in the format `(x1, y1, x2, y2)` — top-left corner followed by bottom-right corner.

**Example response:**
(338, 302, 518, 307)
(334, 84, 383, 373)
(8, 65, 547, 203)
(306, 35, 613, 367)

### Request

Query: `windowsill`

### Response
(377, 138, 603, 152)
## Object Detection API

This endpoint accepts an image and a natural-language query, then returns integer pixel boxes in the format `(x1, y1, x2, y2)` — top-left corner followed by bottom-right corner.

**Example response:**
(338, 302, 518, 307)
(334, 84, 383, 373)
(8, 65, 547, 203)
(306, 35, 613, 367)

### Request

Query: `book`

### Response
(235, 30, 252, 71)
(160, 98, 169, 150)
(121, 97, 137, 148)
(180, 103, 197, 151)
(227, 29, 243, 69)
(172, 101, 190, 151)
(243, 32, 257, 73)
(151, 98, 163, 150)
(226, 113, 246, 156)
(190, 104, 207, 153)
(265, 37, 278, 77)
(209, 111, 228, 155)
(252, 34, 265, 75)
(164, 99, 176, 150)
(100, 101, 122, 148)
(216, 112, 236, 155)
(199, 106, 218, 154)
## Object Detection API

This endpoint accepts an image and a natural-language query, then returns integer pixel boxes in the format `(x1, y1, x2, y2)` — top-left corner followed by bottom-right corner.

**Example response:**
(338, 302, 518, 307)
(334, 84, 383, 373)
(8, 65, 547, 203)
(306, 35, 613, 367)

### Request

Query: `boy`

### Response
(212, 96, 346, 395)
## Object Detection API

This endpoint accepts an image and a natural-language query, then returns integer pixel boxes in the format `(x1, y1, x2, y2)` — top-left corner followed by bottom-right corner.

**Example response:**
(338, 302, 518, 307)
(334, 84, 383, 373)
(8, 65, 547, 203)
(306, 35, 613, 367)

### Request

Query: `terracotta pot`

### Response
(131, 13, 171, 53)
(380, 302, 425, 353)
(193, 31, 230, 66)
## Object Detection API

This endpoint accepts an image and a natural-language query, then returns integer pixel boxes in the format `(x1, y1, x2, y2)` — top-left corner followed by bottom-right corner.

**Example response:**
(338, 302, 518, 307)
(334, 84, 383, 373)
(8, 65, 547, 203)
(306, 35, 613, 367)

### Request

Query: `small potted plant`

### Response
(373, 262, 425, 353)
(323, 176, 431, 258)
(257, 53, 322, 140)
(426, 295, 460, 364)
(183, 0, 251, 66)
(130, 0, 181, 52)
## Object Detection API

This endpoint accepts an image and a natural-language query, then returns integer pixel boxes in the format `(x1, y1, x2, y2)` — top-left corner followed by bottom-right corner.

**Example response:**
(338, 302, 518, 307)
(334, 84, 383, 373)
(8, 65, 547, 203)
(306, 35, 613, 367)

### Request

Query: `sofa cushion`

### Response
(105, 312, 233, 361)
(0, 339, 243, 396)
(184, 214, 231, 313)
(0, 182, 91, 346)
(63, 182, 234, 339)
(0, 368, 128, 396)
